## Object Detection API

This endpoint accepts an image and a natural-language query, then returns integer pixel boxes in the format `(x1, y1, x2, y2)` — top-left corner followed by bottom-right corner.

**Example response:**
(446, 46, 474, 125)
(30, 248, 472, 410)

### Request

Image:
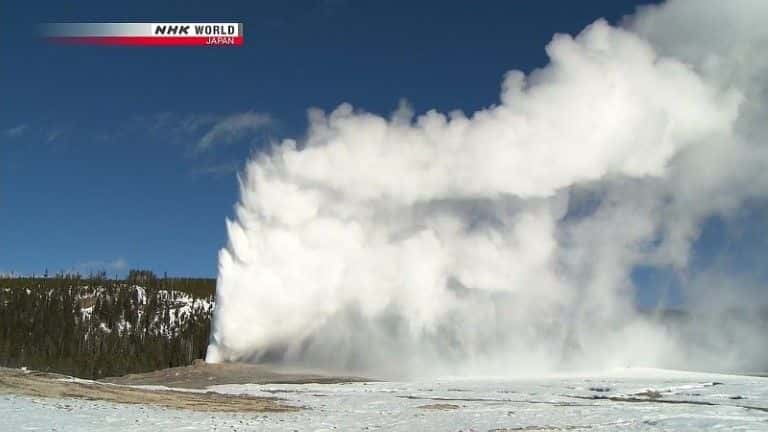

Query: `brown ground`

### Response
(0, 368, 293, 412)
(0, 362, 373, 413)
(101, 361, 373, 389)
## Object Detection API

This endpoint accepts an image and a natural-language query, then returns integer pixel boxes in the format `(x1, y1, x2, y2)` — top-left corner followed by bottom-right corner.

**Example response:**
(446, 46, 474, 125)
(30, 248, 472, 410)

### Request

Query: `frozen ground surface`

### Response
(3, 368, 768, 431)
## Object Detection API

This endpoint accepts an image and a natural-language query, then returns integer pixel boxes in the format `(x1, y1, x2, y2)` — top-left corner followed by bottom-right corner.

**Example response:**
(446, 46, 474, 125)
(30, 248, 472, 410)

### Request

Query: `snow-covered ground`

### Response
(3, 368, 768, 431)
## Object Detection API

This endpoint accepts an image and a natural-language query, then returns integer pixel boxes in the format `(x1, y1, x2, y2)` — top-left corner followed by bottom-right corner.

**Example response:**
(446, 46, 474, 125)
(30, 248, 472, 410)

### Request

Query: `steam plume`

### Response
(207, 0, 768, 377)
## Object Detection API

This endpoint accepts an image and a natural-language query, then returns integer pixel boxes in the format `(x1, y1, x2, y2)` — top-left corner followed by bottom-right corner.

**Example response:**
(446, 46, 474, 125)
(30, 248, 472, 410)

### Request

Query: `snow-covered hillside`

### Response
(0, 279, 215, 379)
(77, 285, 213, 337)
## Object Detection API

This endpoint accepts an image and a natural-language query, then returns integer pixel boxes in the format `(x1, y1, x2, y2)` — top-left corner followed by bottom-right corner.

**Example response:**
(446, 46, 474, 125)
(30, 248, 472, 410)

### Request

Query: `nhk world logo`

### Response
(42, 23, 244, 46)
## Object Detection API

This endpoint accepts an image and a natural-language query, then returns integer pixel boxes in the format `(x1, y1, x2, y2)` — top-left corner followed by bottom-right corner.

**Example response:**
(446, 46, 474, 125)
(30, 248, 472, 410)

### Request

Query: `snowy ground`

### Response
(3, 368, 768, 431)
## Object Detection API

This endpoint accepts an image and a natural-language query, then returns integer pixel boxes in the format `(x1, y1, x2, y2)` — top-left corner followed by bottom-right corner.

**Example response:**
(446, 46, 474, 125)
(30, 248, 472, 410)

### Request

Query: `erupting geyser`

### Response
(207, 0, 768, 377)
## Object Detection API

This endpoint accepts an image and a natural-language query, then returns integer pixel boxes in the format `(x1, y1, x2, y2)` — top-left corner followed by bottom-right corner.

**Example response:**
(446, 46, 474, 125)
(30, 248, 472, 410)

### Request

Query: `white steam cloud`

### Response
(207, 0, 768, 377)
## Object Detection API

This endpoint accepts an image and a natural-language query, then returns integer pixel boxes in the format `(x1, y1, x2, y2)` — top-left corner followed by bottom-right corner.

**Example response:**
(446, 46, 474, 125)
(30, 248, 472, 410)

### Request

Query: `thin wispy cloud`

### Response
(126, 111, 273, 156)
(195, 111, 272, 153)
(1, 122, 69, 146)
(45, 129, 63, 143)
(140, 112, 219, 137)
(4, 124, 28, 138)
(176, 113, 221, 135)
(12, 111, 273, 159)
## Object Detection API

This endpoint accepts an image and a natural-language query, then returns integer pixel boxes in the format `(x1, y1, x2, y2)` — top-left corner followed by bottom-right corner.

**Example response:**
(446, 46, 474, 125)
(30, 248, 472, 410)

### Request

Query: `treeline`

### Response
(0, 271, 215, 379)
(1, 270, 215, 298)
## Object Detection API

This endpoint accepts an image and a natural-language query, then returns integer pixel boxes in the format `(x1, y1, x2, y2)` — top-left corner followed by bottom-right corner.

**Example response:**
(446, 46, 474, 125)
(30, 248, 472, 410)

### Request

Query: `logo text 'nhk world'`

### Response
(42, 22, 244, 46)
(153, 24, 237, 36)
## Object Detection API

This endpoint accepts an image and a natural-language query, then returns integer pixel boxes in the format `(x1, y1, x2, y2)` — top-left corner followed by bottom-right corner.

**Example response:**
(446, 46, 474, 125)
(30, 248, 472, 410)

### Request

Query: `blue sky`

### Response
(5, 0, 667, 278)
(0, 0, 748, 313)
(3, 0, 766, 310)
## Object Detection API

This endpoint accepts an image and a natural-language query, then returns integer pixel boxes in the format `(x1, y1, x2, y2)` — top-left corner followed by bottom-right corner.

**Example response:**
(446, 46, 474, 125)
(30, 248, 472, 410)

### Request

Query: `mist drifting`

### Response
(207, 0, 768, 377)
